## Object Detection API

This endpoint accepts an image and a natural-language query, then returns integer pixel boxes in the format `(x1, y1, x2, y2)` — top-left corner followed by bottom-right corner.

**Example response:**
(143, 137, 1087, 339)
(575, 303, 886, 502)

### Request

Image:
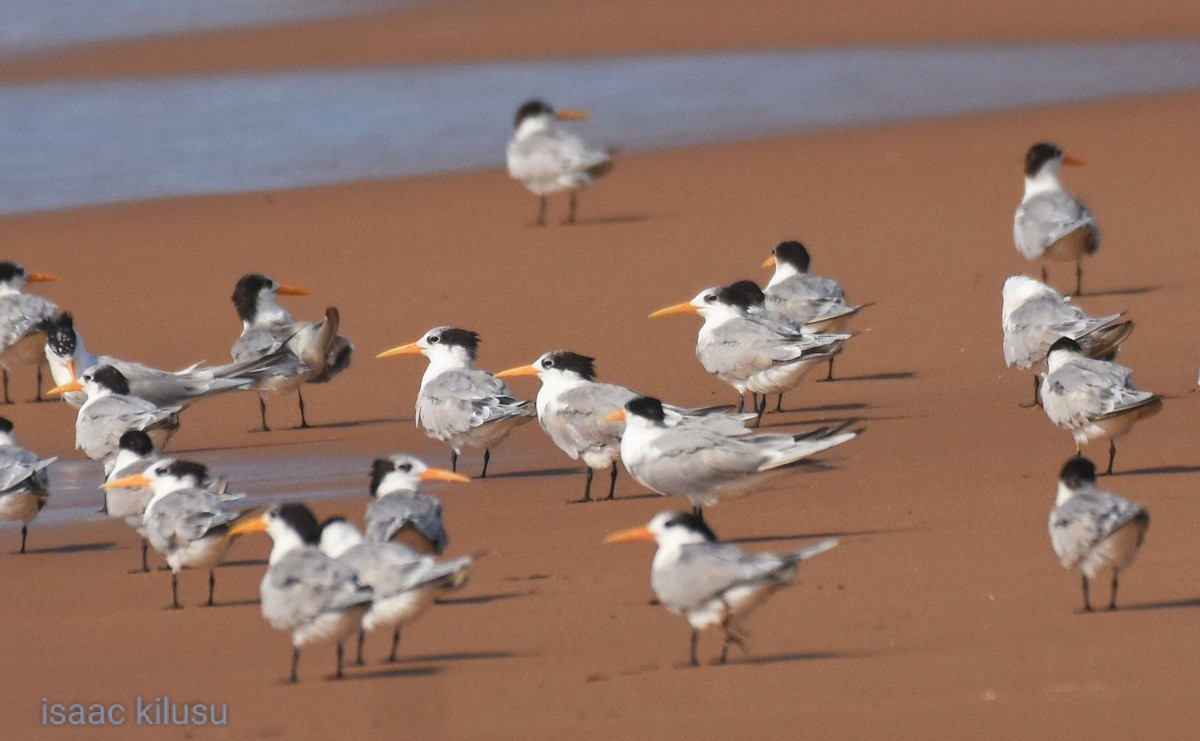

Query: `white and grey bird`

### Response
(103, 430, 159, 572)
(609, 396, 859, 513)
(763, 240, 865, 383)
(1049, 456, 1148, 611)
(0, 416, 54, 553)
(1001, 275, 1133, 405)
(1040, 337, 1161, 474)
(49, 365, 181, 474)
(230, 273, 354, 431)
(651, 281, 849, 424)
(497, 350, 752, 502)
(105, 458, 248, 608)
(605, 510, 838, 666)
(365, 454, 469, 555)
(229, 503, 374, 683)
(320, 517, 473, 665)
(506, 99, 614, 226)
(1014, 142, 1099, 296)
(0, 261, 58, 403)
(377, 327, 536, 477)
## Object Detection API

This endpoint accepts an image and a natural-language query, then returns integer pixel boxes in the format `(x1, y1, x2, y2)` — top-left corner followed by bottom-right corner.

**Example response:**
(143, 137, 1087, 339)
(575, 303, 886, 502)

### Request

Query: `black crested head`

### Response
(540, 350, 596, 381)
(43, 312, 77, 358)
(0, 262, 26, 285)
(89, 366, 131, 396)
(626, 395, 666, 423)
(159, 459, 209, 485)
(0, 416, 13, 435)
(514, 99, 553, 128)
(231, 274, 275, 323)
(118, 430, 154, 457)
(273, 502, 322, 545)
(427, 326, 479, 361)
(773, 240, 811, 272)
(1024, 142, 1063, 177)
(1059, 456, 1096, 489)
(1047, 336, 1082, 356)
(718, 280, 766, 311)
(664, 510, 718, 542)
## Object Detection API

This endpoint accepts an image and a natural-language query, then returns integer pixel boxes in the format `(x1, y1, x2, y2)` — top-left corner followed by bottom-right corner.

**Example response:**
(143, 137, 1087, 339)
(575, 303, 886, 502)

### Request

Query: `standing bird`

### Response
(104, 458, 247, 608)
(608, 396, 858, 514)
(1014, 142, 1099, 296)
(377, 327, 536, 477)
(1040, 337, 1161, 474)
(605, 511, 838, 666)
(1001, 275, 1133, 405)
(651, 281, 848, 424)
(0, 261, 58, 403)
(230, 274, 354, 431)
(497, 350, 751, 502)
(103, 430, 159, 572)
(320, 517, 474, 664)
(49, 366, 181, 474)
(228, 503, 374, 683)
(762, 240, 865, 384)
(506, 99, 613, 226)
(1049, 457, 1148, 611)
(0, 416, 54, 553)
(365, 454, 469, 555)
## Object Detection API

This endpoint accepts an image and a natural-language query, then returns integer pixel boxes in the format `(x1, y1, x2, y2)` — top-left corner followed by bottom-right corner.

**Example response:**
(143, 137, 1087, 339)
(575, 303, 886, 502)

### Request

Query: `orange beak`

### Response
(419, 467, 471, 484)
(376, 341, 424, 359)
(101, 472, 151, 489)
(603, 525, 655, 544)
(495, 364, 540, 379)
(605, 409, 626, 422)
(649, 301, 699, 318)
(228, 514, 269, 538)
(275, 283, 310, 296)
(1062, 154, 1086, 166)
(762, 255, 776, 269)
(64, 359, 76, 382)
(26, 272, 59, 283)
(47, 379, 84, 396)
(556, 108, 592, 121)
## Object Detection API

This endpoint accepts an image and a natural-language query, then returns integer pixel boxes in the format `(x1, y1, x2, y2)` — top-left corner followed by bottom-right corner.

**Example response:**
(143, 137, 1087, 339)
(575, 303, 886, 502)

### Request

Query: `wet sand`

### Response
(3, 4, 1200, 738)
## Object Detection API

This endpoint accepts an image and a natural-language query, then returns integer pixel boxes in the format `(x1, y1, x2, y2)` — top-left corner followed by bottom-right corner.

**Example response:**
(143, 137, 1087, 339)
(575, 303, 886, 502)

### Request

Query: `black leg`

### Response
(33, 364, 45, 402)
(1110, 571, 1120, 610)
(1081, 573, 1092, 612)
(354, 629, 365, 666)
(334, 642, 345, 679)
(140, 539, 149, 573)
(823, 356, 836, 382)
(388, 627, 401, 663)
(536, 196, 547, 227)
(19, 524, 27, 554)
(1, 369, 10, 405)
(450, 450, 458, 473)
(206, 569, 216, 606)
(170, 572, 181, 610)
(257, 394, 270, 432)
(1106, 440, 1116, 476)
(736, 394, 745, 414)
(689, 629, 699, 667)
(1074, 259, 1083, 297)
(567, 192, 578, 224)
(691, 505, 705, 524)
(480, 449, 490, 479)
(290, 646, 300, 683)
(753, 395, 767, 427)
(295, 389, 311, 429)
(773, 394, 783, 413)
(1041, 265, 1048, 283)
(606, 466, 618, 501)
(573, 468, 594, 504)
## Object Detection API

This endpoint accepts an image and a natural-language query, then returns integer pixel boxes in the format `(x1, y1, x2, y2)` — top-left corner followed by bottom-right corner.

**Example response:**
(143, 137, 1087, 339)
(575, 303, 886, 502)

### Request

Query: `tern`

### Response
(0, 261, 58, 403)
(608, 396, 859, 513)
(1001, 275, 1133, 405)
(104, 458, 249, 608)
(49, 366, 182, 473)
(0, 416, 54, 553)
(1014, 142, 1099, 296)
(230, 274, 354, 431)
(365, 454, 469, 555)
(1040, 337, 1161, 474)
(497, 350, 752, 502)
(320, 517, 473, 664)
(605, 510, 838, 666)
(1049, 456, 1148, 611)
(762, 240, 865, 384)
(103, 430, 159, 572)
(651, 281, 848, 424)
(229, 503, 374, 682)
(377, 327, 536, 477)
(506, 99, 613, 226)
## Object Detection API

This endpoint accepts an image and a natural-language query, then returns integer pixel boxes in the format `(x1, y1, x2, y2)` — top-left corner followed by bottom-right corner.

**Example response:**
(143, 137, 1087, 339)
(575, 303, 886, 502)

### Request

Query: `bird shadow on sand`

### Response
(436, 590, 534, 606)
(1110, 597, 1200, 613)
(727, 527, 902, 545)
(394, 650, 515, 664)
(208, 598, 261, 608)
(824, 370, 917, 383)
(284, 417, 402, 432)
(1083, 285, 1158, 298)
(777, 402, 869, 414)
(726, 650, 844, 666)
(486, 467, 580, 480)
(571, 212, 649, 226)
(343, 665, 441, 681)
(1109, 464, 1200, 477)
(26, 541, 116, 555)
(219, 558, 270, 568)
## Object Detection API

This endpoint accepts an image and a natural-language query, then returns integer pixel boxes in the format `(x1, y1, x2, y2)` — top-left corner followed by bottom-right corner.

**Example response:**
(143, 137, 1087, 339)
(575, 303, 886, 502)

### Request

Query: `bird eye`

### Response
(703, 294, 716, 303)
(428, 335, 440, 344)
(543, 359, 554, 368)
(398, 463, 412, 472)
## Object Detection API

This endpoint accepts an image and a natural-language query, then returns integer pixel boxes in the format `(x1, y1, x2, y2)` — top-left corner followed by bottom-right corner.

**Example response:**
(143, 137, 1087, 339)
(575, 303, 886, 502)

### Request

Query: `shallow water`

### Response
(0, 41, 1198, 215)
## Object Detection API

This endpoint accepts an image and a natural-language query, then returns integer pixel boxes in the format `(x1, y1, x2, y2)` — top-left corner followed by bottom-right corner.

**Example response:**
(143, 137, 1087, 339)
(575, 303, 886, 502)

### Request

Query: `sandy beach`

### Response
(2, 2, 1200, 738)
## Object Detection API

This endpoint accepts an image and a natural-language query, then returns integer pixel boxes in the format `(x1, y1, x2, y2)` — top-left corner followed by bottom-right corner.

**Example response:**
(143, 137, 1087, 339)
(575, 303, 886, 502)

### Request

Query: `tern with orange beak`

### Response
(506, 99, 613, 226)
(1014, 142, 1099, 296)
(365, 454, 469, 555)
(230, 273, 354, 431)
(0, 261, 58, 403)
(377, 327, 535, 477)
(605, 510, 838, 666)
(229, 503, 374, 683)
(0, 416, 54, 553)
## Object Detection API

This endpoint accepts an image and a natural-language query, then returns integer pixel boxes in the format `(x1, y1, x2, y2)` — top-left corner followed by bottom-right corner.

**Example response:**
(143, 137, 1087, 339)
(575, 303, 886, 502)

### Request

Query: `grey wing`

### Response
(1041, 360, 1145, 427)
(365, 493, 448, 552)
(508, 129, 610, 189)
(766, 276, 849, 324)
(1015, 192, 1096, 258)
(0, 446, 53, 492)
(146, 489, 237, 550)
(420, 370, 533, 435)
(550, 383, 636, 455)
(699, 322, 782, 378)
(77, 397, 179, 459)
(231, 327, 288, 363)
(639, 428, 768, 494)
(1050, 493, 1145, 567)
(349, 545, 471, 595)
(653, 542, 783, 612)
(1004, 297, 1086, 367)
(0, 294, 56, 348)
(263, 549, 372, 629)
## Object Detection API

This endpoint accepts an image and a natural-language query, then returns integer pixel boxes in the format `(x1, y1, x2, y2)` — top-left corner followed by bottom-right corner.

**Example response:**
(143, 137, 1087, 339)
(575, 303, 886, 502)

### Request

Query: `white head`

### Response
(1001, 274, 1060, 322)
(318, 517, 364, 559)
(369, 454, 470, 498)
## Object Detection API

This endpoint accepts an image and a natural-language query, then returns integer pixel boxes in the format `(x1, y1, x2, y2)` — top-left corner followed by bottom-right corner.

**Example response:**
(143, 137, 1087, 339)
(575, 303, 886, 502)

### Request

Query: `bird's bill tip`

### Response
(46, 379, 84, 395)
(604, 409, 626, 422)
(376, 342, 423, 359)
(26, 272, 59, 283)
(603, 525, 655, 544)
(649, 301, 699, 318)
(1062, 154, 1086, 166)
(227, 514, 269, 537)
(276, 284, 311, 296)
(418, 467, 471, 484)
(102, 472, 151, 489)
(761, 255, 776, 269)
(555, 108, 591, 120)
(494, 364, 540, 378)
